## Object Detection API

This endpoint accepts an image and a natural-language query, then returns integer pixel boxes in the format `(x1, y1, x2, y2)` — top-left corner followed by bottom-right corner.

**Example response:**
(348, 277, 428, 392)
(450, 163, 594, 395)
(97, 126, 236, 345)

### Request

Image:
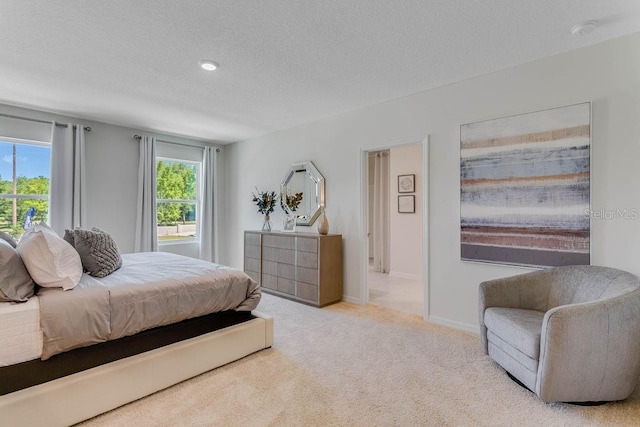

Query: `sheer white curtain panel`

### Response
(49, 122, 86, 235)
(372, 151, 390, 273)
(134, 136, 158, 252)
(199, 146, 217, 262)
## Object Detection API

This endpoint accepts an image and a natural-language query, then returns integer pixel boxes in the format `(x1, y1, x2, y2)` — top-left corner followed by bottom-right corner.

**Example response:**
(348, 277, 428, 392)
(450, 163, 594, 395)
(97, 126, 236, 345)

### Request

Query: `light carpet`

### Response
(79, 293, 640, 426)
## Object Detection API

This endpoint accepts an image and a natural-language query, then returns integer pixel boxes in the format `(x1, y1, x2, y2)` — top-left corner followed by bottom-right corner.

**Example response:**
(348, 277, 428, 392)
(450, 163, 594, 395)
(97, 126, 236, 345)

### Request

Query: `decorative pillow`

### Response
(0, 230, 17, 248)
(64, 227, 122, 278)
(0, 239, 35, 302)
(16, 222, 82, 291)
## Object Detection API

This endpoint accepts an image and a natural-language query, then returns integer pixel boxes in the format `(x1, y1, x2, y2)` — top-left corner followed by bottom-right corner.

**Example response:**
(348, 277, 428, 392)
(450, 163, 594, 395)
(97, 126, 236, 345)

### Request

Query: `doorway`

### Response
(362, 138, 429, 318)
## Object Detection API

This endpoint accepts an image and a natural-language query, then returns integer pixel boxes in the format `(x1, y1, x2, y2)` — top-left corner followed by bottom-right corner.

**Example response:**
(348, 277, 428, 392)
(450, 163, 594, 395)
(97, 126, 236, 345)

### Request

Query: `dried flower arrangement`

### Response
(251, 188, 278, 216)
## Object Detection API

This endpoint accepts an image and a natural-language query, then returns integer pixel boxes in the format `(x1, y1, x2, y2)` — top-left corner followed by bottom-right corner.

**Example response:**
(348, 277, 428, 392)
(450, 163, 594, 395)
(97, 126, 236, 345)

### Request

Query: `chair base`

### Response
(506, 371, 533, 393)
(506, 372, 609, 406)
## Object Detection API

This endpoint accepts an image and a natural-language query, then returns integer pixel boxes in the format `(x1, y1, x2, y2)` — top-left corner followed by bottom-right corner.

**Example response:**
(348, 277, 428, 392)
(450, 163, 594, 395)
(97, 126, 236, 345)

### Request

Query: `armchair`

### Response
(479, 265, 640, 403)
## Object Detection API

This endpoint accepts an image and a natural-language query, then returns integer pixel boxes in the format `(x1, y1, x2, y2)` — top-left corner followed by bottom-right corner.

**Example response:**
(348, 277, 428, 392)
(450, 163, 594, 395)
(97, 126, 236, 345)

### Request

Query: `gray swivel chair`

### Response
(479, 265, 640, 403)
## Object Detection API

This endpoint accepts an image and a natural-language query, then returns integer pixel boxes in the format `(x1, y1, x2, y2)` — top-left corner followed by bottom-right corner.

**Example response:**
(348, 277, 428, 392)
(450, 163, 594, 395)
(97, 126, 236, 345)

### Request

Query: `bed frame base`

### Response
(0, 311, 273, 427)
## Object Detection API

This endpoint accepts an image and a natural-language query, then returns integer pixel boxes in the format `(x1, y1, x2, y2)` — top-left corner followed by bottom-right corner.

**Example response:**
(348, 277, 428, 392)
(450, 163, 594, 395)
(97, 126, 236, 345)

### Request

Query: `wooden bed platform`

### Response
(0, 311, 273, 427)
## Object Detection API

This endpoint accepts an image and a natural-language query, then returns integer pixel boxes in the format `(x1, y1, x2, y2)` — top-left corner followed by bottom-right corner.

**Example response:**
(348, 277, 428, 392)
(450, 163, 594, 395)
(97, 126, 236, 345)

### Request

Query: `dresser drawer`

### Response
(277, 277, 296, 295)
(262, 260, 278, 276)
(278, 263, 296, 281)
(297, 251, 318, 269)
(297, 282, 318, 302)
(244, 257, 260, 273)
(297, 237, 317, 253)
(245, 244, 261, 259)
(262, 247, 295, 264)
(263, 235, 295, 249)
(297, 266, 318, 286)
(261, 274, 277, 290)
(245, 232, 261, 246)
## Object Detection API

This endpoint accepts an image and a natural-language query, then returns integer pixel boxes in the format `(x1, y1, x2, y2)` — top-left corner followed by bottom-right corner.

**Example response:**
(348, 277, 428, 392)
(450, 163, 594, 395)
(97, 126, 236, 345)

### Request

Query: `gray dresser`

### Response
(244, 231, 343, 307)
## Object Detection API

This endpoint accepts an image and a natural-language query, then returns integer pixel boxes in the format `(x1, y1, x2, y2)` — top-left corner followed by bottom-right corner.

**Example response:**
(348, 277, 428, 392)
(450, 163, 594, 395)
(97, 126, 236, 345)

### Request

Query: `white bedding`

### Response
(1, 252, 260, 365)
(0, 298, 42, 366)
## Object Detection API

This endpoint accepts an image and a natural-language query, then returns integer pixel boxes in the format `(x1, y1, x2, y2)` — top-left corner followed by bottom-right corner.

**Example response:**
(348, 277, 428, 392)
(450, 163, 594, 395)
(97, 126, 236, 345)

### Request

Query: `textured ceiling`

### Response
(1, 1, 639, 143)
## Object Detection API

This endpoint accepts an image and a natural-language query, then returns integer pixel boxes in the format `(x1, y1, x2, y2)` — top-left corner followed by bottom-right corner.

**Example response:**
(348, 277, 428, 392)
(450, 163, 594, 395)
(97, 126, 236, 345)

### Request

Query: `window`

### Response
(0, 138, 51, 239)
(156, 158, 200, 243)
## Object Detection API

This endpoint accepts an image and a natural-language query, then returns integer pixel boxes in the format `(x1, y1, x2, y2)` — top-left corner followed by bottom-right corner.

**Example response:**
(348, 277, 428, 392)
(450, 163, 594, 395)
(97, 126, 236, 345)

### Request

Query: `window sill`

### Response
(158, 239, 200, 246)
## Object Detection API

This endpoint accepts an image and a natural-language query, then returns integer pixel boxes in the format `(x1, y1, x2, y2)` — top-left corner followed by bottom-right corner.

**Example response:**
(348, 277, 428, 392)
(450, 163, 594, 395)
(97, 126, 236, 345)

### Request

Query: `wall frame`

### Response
(282, 214, 296, 232)
(460, 102, 591, 268)
(397, 174, 415, 193)
(398, 195, 415, 213)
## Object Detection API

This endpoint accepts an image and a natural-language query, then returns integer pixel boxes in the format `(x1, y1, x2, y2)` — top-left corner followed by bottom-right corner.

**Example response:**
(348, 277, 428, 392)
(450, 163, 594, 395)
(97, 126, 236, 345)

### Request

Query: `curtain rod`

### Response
(0, 112, 92, 131)
(134, 134, 220, 152)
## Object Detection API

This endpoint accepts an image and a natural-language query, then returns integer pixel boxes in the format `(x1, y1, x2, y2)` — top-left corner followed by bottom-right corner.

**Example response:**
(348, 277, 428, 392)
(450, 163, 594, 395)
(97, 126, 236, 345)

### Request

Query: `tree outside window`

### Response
(0, 139, 50, 239)
(156, 159, 199, 242)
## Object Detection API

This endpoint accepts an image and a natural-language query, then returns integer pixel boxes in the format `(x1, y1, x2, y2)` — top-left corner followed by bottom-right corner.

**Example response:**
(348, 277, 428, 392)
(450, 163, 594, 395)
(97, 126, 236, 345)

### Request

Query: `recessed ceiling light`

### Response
(570, 21, 597, 36)
(199, 60, 219, 71)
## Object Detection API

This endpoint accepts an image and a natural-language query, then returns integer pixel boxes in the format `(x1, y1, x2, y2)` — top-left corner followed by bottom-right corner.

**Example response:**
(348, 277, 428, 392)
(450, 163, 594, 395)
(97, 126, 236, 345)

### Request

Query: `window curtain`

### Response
(199, 146, 217, 262)
(134, 136, 158, 252)
(49, 122, 86, 235)
(372, 151, 390, 273)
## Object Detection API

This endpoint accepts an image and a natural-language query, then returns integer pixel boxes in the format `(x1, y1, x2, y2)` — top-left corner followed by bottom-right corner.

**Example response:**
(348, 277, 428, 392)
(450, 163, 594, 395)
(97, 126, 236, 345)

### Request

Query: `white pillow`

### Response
(16, 222, 82, 290)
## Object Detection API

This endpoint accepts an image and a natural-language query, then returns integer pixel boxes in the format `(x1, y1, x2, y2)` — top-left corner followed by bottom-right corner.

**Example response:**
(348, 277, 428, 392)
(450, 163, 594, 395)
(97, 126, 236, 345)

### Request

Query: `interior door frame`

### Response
(359, 135, 430, 319)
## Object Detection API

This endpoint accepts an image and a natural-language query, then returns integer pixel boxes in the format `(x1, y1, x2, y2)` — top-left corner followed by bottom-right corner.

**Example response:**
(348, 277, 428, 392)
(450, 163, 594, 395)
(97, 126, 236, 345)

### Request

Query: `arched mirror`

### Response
(280, 161, 325, 226)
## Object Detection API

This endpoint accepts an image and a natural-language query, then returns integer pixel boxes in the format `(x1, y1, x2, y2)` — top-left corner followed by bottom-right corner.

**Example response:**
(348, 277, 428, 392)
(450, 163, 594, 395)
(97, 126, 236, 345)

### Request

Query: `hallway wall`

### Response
(389, 143, 423, 278)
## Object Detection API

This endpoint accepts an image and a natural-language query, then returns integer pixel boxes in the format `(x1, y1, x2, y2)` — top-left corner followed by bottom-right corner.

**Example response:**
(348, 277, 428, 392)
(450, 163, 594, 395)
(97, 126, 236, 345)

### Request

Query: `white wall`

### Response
(389, 144, 422, 278)
(0, 103, 221, 257)
(222, 32, 640, 330)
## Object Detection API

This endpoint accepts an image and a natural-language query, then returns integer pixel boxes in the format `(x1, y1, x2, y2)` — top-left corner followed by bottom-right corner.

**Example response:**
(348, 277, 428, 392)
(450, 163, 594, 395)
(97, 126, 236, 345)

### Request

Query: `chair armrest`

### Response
(536, 290, 640, 402)
(478, 270, 551, 353)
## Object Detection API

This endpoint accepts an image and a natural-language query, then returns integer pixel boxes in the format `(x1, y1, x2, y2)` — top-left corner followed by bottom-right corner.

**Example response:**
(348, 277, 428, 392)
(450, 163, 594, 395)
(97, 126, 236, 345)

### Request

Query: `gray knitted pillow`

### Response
(64, 228, 122, 278)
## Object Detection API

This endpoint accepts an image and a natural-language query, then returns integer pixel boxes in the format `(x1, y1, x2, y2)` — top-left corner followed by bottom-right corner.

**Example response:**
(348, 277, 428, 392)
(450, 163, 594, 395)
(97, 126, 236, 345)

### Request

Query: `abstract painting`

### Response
(460, 102, 590, 268)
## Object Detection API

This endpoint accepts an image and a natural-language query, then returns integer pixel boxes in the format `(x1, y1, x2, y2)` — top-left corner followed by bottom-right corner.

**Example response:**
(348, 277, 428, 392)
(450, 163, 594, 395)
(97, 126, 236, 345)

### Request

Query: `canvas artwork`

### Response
(460, 102, 591, 268)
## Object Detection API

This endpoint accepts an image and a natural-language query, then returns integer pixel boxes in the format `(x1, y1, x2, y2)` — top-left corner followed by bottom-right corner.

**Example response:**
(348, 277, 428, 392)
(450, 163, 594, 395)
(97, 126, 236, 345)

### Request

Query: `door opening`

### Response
(361, 137, 429, 318)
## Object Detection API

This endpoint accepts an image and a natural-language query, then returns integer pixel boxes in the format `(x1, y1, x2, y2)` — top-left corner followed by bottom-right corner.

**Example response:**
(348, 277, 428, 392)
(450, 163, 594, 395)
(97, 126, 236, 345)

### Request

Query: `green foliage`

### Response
(0, 173, 49, 237)
(156, 160, 197, 226)
(251, 188, 277, 215)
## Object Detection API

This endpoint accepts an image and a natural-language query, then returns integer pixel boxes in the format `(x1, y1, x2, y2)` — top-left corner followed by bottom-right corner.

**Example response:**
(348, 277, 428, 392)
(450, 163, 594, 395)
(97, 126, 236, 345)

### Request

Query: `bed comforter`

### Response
(37, 252, 260, 360)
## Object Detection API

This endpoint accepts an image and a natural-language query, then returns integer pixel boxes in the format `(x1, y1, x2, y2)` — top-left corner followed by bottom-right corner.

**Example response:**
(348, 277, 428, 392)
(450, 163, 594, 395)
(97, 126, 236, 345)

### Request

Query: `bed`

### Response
(0, 250, 273, 427)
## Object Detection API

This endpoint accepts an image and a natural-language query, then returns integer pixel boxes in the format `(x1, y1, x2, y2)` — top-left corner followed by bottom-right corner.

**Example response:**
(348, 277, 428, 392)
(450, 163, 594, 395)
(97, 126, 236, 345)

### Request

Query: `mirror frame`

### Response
(280, 161, 325, 226)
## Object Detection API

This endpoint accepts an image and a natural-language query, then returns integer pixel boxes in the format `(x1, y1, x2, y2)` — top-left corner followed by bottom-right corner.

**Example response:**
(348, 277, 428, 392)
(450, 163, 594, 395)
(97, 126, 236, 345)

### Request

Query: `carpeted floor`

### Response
(79, 293, 640, 426)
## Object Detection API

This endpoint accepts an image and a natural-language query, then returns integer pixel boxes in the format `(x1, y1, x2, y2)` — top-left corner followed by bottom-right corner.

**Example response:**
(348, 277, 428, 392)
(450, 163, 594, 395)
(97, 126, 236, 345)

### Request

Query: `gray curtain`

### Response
(199, 146, 217, 262)
(134, 136, 158, 252)
(49, 122, 86, 235)
(372, 151, 390, 273)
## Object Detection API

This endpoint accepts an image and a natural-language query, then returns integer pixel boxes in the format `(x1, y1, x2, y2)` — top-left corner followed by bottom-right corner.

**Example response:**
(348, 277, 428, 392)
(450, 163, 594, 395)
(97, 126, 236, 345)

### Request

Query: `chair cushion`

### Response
(484, 307, 544, 359)
(488, 340, 538, 391)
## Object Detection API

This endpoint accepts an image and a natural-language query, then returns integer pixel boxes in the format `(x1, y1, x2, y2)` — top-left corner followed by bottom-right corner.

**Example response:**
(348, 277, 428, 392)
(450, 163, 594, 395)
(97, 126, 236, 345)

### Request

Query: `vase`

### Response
(262, 214, 272, 232)
(317, 207, 329, 235)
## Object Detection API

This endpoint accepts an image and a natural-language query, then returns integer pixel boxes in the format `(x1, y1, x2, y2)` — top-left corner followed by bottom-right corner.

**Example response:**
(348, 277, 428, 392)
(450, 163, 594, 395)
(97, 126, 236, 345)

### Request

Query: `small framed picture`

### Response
(398, 195, 415, 213)
(282, 214, 297, 232)
(398, 174, 415, 193)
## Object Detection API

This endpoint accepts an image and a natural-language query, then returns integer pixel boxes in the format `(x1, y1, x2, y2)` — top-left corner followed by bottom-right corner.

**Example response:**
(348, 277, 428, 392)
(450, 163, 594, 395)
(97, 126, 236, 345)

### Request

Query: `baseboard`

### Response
(343, 296, 478, 335)
(428, 315, 479, 334)
(341, 295, 363, 304)
(388, 271, 421, 281)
